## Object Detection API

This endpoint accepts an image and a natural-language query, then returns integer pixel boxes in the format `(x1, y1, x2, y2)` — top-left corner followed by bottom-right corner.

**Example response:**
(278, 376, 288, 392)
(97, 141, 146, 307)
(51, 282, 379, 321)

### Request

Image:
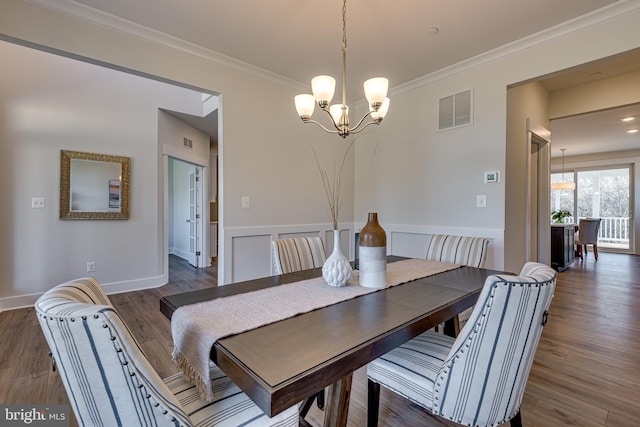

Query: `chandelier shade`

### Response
(294, 94, 316, 119)
(311, 76, 336, 106)
(294, 0, 390, 138)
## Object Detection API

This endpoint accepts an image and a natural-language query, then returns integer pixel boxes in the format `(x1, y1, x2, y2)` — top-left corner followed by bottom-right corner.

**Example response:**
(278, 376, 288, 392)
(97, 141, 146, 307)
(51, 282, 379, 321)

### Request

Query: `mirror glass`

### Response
(60, 150, 130, 219)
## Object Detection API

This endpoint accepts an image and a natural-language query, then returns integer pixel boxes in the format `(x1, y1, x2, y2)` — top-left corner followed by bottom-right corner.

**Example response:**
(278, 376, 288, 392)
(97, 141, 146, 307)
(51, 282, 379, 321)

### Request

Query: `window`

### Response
(551, 165, 632, 251)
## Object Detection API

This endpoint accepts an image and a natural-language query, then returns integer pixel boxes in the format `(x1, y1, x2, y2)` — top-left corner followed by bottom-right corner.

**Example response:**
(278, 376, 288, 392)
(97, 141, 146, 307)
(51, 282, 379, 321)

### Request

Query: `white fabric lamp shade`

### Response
(311, 75, 336, 104)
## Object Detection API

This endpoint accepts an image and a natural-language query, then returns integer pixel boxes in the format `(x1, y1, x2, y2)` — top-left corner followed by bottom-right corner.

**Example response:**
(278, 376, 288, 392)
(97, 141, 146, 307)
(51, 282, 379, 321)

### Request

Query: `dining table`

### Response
(160, 256, 504, 427)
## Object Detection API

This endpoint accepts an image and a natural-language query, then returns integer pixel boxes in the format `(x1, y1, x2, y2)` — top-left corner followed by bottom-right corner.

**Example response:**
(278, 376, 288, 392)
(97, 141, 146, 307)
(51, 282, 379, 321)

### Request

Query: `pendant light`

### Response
(551, 148, 576, 190)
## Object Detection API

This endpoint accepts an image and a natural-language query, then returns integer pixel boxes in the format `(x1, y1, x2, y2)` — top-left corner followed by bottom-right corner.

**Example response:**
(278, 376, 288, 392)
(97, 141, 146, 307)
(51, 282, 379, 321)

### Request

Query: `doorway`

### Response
(168, 158, 205, 267)
(525, 121, 552, 264)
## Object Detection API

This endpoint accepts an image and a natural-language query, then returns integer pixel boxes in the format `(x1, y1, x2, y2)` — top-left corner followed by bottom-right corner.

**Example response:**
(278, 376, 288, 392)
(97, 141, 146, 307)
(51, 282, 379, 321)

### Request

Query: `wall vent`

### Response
(438, 89, 473, 131)
(183, 137, 193, 149)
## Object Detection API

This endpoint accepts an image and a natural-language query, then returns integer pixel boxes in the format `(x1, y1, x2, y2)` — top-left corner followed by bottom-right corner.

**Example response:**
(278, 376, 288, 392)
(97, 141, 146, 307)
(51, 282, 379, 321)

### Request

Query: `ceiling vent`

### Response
(438, 89, 473, 131)
(183, 137, 193, 149)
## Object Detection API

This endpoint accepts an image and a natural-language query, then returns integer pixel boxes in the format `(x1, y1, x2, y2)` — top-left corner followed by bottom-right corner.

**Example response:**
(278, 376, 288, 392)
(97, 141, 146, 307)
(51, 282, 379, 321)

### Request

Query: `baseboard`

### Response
(0, 274, 167, 312)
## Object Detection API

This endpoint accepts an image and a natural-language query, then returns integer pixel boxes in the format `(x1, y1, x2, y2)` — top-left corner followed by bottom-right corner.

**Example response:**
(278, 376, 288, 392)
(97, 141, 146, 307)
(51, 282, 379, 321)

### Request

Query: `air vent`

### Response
(438, 89, 473, 131)
(183, 137, 193, 149)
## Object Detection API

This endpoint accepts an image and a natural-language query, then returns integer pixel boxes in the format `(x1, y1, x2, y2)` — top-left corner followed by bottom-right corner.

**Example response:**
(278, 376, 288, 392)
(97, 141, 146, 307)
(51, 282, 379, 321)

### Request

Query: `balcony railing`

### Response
(576, 216, 630, 246)
(557, 216, 630, 248)
(597, 217, 630, 244)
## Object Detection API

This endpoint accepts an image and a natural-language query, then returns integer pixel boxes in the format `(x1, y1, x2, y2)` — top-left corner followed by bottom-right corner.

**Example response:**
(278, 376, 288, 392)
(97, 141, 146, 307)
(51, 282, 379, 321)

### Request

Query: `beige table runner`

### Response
(171, 258, 459, 401)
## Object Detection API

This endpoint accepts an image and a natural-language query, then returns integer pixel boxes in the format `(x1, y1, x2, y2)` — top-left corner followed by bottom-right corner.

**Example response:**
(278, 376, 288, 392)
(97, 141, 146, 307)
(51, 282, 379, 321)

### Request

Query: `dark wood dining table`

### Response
(160, 256, 503, 427)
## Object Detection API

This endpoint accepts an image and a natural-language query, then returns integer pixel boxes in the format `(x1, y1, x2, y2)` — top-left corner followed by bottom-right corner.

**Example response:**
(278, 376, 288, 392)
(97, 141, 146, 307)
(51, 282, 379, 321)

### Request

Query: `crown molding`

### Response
(26, 0, 640, 97)
(24, 0, 307, 91)
(392, 0, 640, 96)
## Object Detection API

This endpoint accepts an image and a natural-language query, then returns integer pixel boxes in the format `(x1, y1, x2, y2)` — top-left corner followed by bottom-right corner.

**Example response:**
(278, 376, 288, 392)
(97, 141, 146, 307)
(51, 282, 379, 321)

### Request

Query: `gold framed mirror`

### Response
(60, 150, 130, 220)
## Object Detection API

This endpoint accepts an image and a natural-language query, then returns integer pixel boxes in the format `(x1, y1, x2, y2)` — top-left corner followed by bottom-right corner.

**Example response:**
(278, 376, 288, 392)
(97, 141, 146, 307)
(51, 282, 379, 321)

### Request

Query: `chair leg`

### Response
(316, 389, 325, 409)
(510, 409, 522, 427)
(299, 396, 315, 418)
(577, 245, 583, 259)
(367, 379, 380, 427)
(594, 244, 598, 260)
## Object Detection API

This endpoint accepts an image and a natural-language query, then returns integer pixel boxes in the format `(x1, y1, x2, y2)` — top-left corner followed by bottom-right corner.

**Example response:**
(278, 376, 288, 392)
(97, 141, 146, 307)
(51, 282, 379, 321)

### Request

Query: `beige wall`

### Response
(505, 83, 550, 272)
(549, 70, 640, 119)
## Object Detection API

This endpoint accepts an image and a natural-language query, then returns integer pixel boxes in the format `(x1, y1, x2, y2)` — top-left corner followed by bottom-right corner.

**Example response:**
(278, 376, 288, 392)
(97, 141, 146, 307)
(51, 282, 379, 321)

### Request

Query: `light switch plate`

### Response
(476, 195, 487, 208)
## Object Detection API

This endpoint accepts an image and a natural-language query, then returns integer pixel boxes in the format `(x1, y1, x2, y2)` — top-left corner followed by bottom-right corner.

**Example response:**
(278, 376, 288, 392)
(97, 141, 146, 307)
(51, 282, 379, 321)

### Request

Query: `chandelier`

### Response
(551, 148, 576, 190)
(294, 0, 390, 138)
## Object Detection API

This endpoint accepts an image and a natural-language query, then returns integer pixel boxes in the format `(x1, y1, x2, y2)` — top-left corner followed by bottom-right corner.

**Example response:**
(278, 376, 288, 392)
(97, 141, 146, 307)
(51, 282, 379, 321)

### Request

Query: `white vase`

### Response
(322, 229, 352, 287)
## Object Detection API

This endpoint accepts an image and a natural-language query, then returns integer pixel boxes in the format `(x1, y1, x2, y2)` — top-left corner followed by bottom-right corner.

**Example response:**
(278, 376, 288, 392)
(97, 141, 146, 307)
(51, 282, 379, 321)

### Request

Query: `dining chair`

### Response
(271, 236, 327, 413)
(576, 218, 602, 260)
(36, 277, 298, 427)
(271, 236, 327, 275)
(426, 234, 490, 333)
(367, 262, 557, 427)
(426, 234, 490, 268)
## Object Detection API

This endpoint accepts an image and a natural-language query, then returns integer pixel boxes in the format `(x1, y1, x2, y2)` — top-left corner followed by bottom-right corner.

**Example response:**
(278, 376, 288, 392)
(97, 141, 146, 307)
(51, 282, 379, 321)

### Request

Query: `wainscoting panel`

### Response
(221, 222, 504, 285)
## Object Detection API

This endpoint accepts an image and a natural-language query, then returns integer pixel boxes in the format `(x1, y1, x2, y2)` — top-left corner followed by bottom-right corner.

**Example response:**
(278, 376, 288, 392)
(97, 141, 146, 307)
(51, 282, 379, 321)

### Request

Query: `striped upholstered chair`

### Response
(426, 234, 490, 267)
(367, 262, 556, 427)
(271, 236, 327, 275)
(427, 234, 490, 332)
(36, 277, 298, 427)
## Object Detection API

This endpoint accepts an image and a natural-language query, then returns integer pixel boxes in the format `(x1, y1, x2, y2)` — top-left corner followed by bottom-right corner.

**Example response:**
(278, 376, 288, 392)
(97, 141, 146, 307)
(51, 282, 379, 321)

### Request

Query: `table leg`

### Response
(323, 373, 353, 427)
(443, 316, 460, 337)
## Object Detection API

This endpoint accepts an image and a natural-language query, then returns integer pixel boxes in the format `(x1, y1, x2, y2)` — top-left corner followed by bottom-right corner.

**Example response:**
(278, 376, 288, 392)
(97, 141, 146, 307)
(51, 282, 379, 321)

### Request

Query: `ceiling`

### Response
(33, 0, 640, 155)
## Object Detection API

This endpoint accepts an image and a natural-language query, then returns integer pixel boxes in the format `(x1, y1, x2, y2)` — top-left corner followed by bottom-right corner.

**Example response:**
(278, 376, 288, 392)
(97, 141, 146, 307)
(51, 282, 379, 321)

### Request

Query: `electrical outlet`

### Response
(31, 197, 45, 209)
(86, 262, 96, 273)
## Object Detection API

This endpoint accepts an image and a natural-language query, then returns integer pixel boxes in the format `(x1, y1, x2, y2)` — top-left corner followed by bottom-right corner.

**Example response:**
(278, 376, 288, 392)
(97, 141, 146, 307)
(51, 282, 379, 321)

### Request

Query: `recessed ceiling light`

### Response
(627, 129, 639, 134)
(620, 116, 635, 122)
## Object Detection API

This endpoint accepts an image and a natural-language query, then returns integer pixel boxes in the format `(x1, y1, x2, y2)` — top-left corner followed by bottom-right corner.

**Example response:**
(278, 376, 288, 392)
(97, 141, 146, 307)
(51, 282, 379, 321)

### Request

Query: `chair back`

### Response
(432, 262, 556, 426)
(36, 278, 192, 427)
(577, 218, 601, 245)
(426, 234, 490, 267)
(272, 236, 327, 274)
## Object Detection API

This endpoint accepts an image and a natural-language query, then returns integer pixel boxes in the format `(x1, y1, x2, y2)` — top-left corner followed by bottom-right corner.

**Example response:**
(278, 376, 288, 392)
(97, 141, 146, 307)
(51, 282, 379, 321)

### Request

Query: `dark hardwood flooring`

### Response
(1, 253, 639, 426)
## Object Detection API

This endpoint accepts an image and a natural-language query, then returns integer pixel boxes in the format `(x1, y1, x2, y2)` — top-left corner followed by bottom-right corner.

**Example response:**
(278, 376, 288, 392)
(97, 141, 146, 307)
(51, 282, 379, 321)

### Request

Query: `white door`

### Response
(187, 168, 202, 267)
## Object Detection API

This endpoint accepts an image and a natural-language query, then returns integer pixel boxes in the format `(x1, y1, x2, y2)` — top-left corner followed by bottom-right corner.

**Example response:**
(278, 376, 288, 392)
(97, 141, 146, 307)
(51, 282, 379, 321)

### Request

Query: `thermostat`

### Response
(484, 171, 500, 183)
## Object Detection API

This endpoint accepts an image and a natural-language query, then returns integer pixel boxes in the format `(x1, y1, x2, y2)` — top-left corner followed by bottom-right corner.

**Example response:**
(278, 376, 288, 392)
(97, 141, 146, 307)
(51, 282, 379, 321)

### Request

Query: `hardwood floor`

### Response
(1, 253, 639, 426)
